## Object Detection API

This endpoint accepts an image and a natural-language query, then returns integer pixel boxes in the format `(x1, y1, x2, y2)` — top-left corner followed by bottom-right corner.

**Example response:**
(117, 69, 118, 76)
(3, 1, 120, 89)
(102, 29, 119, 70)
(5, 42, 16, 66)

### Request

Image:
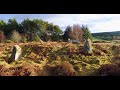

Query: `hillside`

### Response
(92, 31, 120, 37)
(0, 42, 119, 76)
(92, 31, 120, 41)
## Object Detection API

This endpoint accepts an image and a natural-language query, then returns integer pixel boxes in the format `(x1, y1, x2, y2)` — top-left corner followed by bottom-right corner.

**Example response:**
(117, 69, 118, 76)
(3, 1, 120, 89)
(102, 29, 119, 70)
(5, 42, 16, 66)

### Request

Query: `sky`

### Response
(0, 14, 120, 33)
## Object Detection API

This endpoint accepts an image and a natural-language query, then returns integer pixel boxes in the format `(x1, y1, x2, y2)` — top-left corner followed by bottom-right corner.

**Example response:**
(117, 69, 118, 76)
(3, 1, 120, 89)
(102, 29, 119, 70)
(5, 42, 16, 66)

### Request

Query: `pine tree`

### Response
(82, 25, 93, 42)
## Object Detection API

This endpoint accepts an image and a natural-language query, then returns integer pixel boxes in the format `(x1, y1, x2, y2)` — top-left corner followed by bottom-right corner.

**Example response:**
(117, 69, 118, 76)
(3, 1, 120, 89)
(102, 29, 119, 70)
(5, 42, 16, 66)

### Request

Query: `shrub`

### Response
(95, 63, 120, 76)
(93, 49, 105, 56)
(10, 30, 22, 43)
(33, 34, 40, 42)
(44, 61, 76, 76)
(0, 31, 6, 43)
(0, 62, 42, 76)
(0, 65, 15, 76)
(5, 40, 13, 43)
(21, 37, 27, 43)
(93, 41, 110, 43)
(88, 60, 100, 64)
(13, 66, 37, 76)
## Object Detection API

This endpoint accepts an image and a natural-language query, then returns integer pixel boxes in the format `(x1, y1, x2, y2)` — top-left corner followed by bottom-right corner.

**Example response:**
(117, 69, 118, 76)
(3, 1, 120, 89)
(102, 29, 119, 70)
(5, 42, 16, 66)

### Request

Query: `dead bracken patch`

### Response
(0, 42, 119, 76)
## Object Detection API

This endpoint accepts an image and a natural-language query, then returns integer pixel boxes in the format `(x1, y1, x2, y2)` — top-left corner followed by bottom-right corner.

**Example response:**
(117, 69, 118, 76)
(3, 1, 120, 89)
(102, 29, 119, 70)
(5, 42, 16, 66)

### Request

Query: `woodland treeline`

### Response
(0, 18, 92, 43)
(92, 31, 120, 41)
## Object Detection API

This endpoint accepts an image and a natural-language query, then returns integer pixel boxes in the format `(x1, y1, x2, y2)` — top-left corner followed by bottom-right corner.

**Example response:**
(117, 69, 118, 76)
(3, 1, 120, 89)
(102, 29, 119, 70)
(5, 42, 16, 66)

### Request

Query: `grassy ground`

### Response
(0, 41, 119, 76)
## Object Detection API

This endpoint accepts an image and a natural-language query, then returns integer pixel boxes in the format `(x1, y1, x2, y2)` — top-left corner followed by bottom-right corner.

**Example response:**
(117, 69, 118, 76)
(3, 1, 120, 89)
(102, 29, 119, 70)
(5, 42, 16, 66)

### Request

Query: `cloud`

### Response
(46, 14, 108, 25)
(45, 14, 120, 33)
(91, 18, 120, 33)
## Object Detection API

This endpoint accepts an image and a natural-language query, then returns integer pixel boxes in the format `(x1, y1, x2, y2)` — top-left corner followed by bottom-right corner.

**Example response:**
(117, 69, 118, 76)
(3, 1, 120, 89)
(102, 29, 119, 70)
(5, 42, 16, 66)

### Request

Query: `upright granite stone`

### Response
(40, 39, 44, 44)
(7, 45, 22, 64)
(83, 38, 93, 55)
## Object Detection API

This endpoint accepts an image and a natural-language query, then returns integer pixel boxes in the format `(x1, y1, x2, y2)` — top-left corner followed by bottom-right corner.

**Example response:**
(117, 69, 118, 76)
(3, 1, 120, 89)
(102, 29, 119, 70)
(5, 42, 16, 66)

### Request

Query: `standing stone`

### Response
(40, 39, 44, 44)
(83, 38, 93, 55)
(7, 45, 22, 64)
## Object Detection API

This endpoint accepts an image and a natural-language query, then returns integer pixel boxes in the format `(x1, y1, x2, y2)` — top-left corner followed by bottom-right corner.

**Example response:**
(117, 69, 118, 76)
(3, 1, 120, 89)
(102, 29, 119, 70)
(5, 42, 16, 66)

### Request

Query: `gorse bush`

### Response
(0, 31, 6, 43)
(5, 40, 13, 43)
(10, 30, 22, 43)
(33, 34, 41, 42)
(21, 36, 27, 43)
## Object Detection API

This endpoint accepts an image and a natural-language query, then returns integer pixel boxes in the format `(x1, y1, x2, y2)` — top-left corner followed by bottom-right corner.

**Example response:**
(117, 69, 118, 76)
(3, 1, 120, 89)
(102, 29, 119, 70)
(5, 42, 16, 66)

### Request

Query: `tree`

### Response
(4, 18, 19, 38)
(8, 18, 19, 31)
(0, 20, 7, 38)
(18, 23, 25, 34)
(41, 31, 50, 41)
(47, 23, 54, 35)
(0, 18, 71, 42)
(21, 19, 37, 41)
(81, 25, 93, 41)
(53, 25, 63, 34)
(32, 19, 51, 41)
(51, 25, 63, 41)
(33, 19, 45, 34)
(51, 33, 60, 41)
(63, 26, 72, 41)
(63, 24, 84, 42)
(72, 24, 84, 42)
(0, 20, 6, 31)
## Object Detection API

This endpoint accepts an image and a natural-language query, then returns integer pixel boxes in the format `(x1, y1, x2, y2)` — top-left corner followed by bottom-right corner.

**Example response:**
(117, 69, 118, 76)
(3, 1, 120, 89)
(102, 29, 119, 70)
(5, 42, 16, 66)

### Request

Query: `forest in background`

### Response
(92, 31, 120, 41)
(0, 18, 92, 43)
